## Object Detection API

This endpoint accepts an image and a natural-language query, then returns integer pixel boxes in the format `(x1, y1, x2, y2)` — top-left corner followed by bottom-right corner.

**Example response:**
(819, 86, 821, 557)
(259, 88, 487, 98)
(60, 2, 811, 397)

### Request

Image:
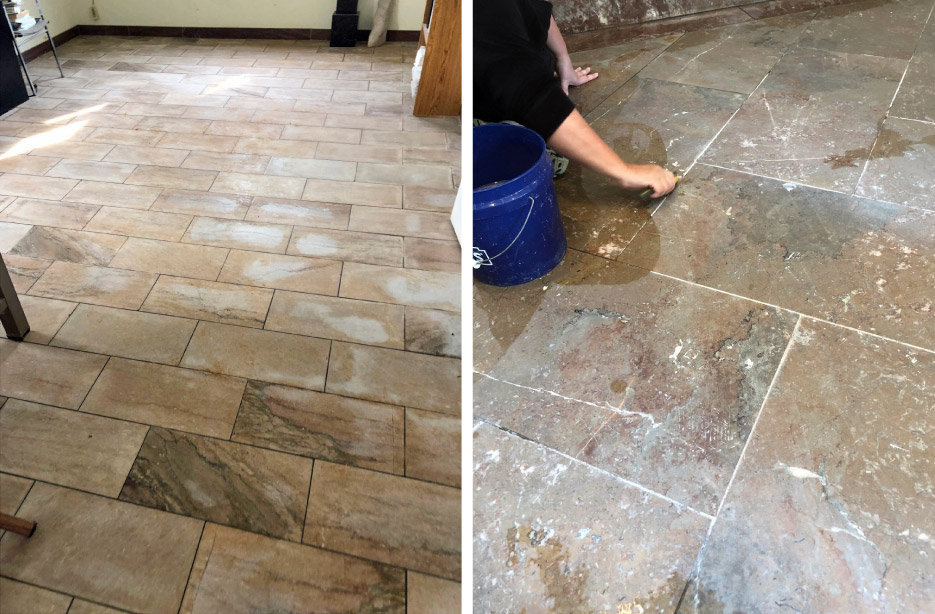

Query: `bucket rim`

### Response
(472, 123, 547, 197)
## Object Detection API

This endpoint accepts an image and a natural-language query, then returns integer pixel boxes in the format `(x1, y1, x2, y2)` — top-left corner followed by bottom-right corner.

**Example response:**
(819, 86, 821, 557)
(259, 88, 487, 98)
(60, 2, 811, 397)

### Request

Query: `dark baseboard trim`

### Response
(21, 25, 79, 62)
(73, 24, 420, 43)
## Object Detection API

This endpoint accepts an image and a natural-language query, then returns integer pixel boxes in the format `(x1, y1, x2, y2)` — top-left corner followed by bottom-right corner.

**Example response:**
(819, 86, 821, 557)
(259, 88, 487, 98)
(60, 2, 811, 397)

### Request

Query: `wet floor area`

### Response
(474, 0, 935, 611)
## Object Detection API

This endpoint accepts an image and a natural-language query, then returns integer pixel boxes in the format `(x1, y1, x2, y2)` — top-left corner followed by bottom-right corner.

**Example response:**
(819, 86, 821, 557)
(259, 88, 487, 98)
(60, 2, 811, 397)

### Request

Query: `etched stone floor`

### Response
(0, 35, 460, 614)
(474, 0, 935, 611)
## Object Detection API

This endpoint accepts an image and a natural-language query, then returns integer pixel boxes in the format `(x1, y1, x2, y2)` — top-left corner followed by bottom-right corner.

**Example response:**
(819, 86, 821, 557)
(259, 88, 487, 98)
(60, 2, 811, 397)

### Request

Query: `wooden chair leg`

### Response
(0, 512, 37, 537)
(0, 255, 30, 340)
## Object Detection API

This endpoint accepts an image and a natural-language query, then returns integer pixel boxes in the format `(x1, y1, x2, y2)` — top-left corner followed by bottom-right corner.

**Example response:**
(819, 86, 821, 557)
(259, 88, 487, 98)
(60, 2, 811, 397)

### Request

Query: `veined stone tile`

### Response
(856, 116, 935, 212)
(679, 320, 935, 612)
(0, 154, 60, 175)
(156, 132, 238, 153)
(265, 156, 356, 181)
(405, 408, 459, 487)
(405, 306, 460, 358)
(232, 381, 404, 473)
(340, 262, 460, 312)
(403, 186, 456, 212)
(266, 291, 404, 348)
(0, 578, 72, 614)
(0, 198, 99, 229)
(125, 165, 217, 190)
(141, 276, 273, 328)
(3, 254, 50, 293)
(86, 127, 165, 147)
(120, 427, 312, 541)
(179, 524, 405, 614)
(0, 338, 107, 409)
(17, 295, 77, 345)
(180, 321, 330, 390)
(326, 342, 460, 415)
(798, 0, 931, 59)
(108, 237, 228, 280)
(150, 188, 251, 219)
(233, 137, 318, 158)
(182, 216, 291, 253)
(45, 159, 135, 183)
(217, 250, 341, 294)
(81, 357, 245, 438)
(288, 227, 402, 267)
(210, 171, 305, 200)
(63, 180, 162, 210)
(355, 163, 452, 189)
(0, 483, 202, 614)
(0, 399, 148, 496)
(0, 222, 30, 253)
(52, 304, 197, 365)
(407, 573, 460, 614)
(0, 173, 78, 200)
(180, 151, 270, 173)
(403, 237, 459, 272)
(0, 473, 31, 515)
(84, 207, 193, 242)
(315, 142, 402, 164)
(304, 462, 460, 579)
(245, 196, 349, 229)
(474, 423, 708, 612)
(9, 226, 126, 266)
(29, 262, 156, 309)
(103, 144, 190, 167)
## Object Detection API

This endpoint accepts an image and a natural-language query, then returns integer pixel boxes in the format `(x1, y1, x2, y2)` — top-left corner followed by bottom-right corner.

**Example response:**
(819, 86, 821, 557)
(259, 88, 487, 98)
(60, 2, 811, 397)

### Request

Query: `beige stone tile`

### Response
(232, 381, 404, 473)
(288, 226, 402, 267)
(103, 144, 190, 167)
(179, 523, 404, 614)
(315, 142, 402, 164)
(302, 178, 401, 207)
(125, 165, 217, 190)
(3, 254, 50, 293)
(181, 321, 329, 390)
(0, 173, 78, 200)
(0, 338, 107, 409)
(356, 163, 452, 189)
(304, 462, 460, 578)
(0, 399, 148, 497)
(141, 276, 273, 328)
(0, 578, 71, 614)
(340, 262, 459, 312)
(150, 188, 250, 219)
(266, 291, 404, 349)
(108, 237, 228, 280)
(119, 102, 188, 117)
(293, 100, 366, 115)
(29, 262, 157, 309)
(0, 154, 59, 175)
(10, 226, 126, 266)
(245, 196, 348, 229)
(0, 222, 31, 252)
(226, 97, 297, 111)
(404, 147, 460, 167)
(182, 106, 257, 121)
(210, 171, 305, 199)
(82, 357, 245, 438)
(63, 180, 162, 210)
(405, 409, 460, 487)
(404, 237, 459, 272)
(326, 342, 460, 415)
(161, 93, 230, 107)
(85, 127, 165, 147)
(264, 88, 334, 102)
(23, 141, 114, 162)
(232, 137, 318, 157)
(67, 600, 127, 614)
(18, 295, 77, 345)
(205, 120, 283, 139)
(156, 132, 238, 153)
(332, 90, 401, 105)
(134, 116, 211, 133)
(361, 130, 448, 149)
(181, 151, 270, 173)
(45, 159, 135, 183)
(324, 114, 402, 131)
(349, 206, 456, 241)
(407, 572, 461, 614)
(249, 109, 326, 126)
(217, 250, 341, 294)
(182, 216, 291, 253)
(0, 198, 99, 230)
(52, 304, 197, 365)
(279, 124, 361, 144)
(265, 157, 356, 181)
(0, 483, 202, 614)
(403, 185, 456, 212)
(84, 207, 192, 242)
(0, 473, 33, 515)
(405, 307, 460, 358)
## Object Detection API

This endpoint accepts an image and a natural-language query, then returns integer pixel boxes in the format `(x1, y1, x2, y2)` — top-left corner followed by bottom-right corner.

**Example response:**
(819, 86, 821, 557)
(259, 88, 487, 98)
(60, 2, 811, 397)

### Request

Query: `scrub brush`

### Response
(640, 176, 680, 201)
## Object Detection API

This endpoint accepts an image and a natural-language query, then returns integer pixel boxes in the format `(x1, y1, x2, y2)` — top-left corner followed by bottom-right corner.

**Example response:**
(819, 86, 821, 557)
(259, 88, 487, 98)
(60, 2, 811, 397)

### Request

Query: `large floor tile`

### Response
(621, 165, 935, 349)
(407, 573, 460, 614)
(179, 523, 405, 614)
(231, 381, 404, 474)
(797, 0, 931, 59)
(340, 262, 460, 312)
(287, 227, 402, 267)
(108, 237, 229, 280)
(405, 408, 459, 487)
(83, 207, 193, 242)
(210, 171, 306, 200)
(0, 222, 31, 253)
(0, 173, 77, 200)
(125, 165, 217, 190)
(17, 295, 76, 345)
(0, 577, 72, 614)
(0, 483, 202, 614)
(150, 188, 251, 219)
(9, 226, 126, 266)
(302, 178, 402, 207)
(28, 262, 156, 309)
(402, 237, 459, 273)
(889, 20, 935, 123)
(304, 462, 460, 579)
(265, 291, 405, 348)
(180, 321, 330, 390)
(404, 306, 460, 358)
(856, 116, 935, 211)
(62, 180, 162, 210)
(3, 253, 49, 293)
(141, 276, 273, 328)
(245, 196, 350, 229)
(120, 427, 312, 541)
(348, 207, 456, 241)
(182, 216, 291, 253)
(81, 357, 246, 438)
(474, 423, 709, 611)
(679, 320, 935, 612)
(0, 400, 147, 497)
(0, 339, 107, 409)
(0, 197, 99, 230)
(45, 159, 135, 183)
(217, 250, 341, 294)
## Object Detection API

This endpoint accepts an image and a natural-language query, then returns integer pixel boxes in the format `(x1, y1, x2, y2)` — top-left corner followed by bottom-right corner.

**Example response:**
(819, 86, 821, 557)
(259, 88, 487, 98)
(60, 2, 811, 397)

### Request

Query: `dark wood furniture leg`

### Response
(0, 255, 30, 340)
(0, 512, 37, 537)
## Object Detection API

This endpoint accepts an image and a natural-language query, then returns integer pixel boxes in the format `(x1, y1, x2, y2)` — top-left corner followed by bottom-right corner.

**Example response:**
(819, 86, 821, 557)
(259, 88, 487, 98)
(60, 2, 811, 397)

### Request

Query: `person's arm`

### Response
(547, 109, 677, 197)
(546, 16, 598, 94)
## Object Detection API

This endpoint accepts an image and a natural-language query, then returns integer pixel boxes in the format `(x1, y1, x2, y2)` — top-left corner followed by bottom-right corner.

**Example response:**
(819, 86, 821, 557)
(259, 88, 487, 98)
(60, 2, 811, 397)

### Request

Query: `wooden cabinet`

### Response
(413, 0, 460, 117)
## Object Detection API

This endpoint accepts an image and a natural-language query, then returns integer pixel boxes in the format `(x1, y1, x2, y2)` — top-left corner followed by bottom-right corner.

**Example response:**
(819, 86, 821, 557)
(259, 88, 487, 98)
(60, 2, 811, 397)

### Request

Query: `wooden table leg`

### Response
(0, 254, 30, 340)
(0, 512, 37, 537)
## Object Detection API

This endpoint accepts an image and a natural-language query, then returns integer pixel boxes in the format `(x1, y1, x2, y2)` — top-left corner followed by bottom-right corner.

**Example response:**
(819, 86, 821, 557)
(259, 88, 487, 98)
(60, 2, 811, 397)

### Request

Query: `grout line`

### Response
(300, 459, 315, 544)
(887, 115, 935, 127)
(177, 521, 206, 614)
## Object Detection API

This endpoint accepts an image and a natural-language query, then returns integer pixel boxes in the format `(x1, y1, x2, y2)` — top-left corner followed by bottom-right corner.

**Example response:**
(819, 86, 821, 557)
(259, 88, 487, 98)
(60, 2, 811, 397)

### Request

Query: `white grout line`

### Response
(887, 115, 935, 127)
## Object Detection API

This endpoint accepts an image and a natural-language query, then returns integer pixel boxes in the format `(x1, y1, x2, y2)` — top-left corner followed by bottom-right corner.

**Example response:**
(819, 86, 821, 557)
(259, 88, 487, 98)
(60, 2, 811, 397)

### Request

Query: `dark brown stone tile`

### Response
(474, 423, 709, 611)
(620, 164, 935, 349)
(741, 0, 858, 20)
(797, 0, 931, 59)
(856, 117, 935, 211)
(678, 320, 935, 612)
(889, 21, 935, 123)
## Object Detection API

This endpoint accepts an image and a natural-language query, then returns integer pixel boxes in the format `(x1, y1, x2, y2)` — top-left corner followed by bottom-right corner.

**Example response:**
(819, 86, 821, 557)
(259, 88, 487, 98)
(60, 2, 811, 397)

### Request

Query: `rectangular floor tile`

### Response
(45, 159, 135, 183)
(889, 21, 934, 123)
(84, 207, 193, 241)
(405, 408, 459, 487)
(217, 250, 341, 294)
(403, 185, 456, 212)
(0, 483, 202, 614)
(0, 198, 99, 230)
(265, 156, 356, 181)
(233, 137, 319, 158)
(855, 116, 935, 211)
(17, 295, 76, 345)
(407, 573, 460, 614)
(81, 357, 245, 438)
(304, 462, 460, 579)
(210, 171, 305, 200)
(108, 237, 229, 280)
(349, 207, 456, 240)
(182, 216, 291, 253)
(0, 173, 78, 200)
(180, 321, 330, 390)
(0, 473, 31, 515)
(405, 306, 460, 358)
(245, 196, 349, 229)
(157, 132, 238, 153)
(403, 237, 459, 272)
(361, 130, 448, 149)
(315, 142, 402, 164)
(141, 276, 273, 328)
(0, 155, 62, 176)
(797, 0, 931, 59)
(179, 524, 404, 614)
(3, 254, 50, 293)
(29, 261, 156, 309)
(0, 399, 147, 496)
(9, 226, 126, 266)
(0, 577, 72, 614)
(120, 427, 312, 541)
(302, 178, 402, 207)
(266, 291, 404, 348)
(86, 127, 165, 147)
(51, 304, 197, 365)
(125, 165, 217, 190)
(326, 342, 460, 415)
(287, 227, 402, 267)
(0, 339, 106, 409)
(181, 151, 270, 173)
(340, 262, 460, 312)
(277, 126, 360, 146)
(150, 188, 251, 219)
(63, 180, 162, 210)
(103, 144, 190, 167)
(355, 163, 452, 189)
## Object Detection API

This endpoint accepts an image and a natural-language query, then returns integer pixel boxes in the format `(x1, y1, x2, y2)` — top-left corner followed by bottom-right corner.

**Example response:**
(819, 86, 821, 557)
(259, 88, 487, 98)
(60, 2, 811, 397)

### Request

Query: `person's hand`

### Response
(616, 164, 677, 198)
(557, 59, 598, 94)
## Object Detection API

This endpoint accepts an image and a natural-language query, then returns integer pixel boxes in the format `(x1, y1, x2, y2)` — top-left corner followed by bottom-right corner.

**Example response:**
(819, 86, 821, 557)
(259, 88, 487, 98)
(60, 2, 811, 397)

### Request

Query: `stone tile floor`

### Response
(474, 0, 934, 611)
(0, 35, 460, 614)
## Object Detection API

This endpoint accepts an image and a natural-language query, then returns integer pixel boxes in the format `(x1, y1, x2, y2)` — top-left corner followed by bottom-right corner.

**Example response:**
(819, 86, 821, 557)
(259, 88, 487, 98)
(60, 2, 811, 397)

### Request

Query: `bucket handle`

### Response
(473, 196, 536, 269)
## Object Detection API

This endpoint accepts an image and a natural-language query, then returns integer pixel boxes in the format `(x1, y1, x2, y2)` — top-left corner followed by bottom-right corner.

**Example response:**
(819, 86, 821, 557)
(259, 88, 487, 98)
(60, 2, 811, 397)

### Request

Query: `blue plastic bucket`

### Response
(473, 124, 566, 286)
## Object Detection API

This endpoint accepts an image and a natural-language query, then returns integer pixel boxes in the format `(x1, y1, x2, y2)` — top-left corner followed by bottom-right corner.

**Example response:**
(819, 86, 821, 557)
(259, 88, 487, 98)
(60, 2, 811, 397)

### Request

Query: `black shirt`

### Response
(474, 0, 576, 139)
